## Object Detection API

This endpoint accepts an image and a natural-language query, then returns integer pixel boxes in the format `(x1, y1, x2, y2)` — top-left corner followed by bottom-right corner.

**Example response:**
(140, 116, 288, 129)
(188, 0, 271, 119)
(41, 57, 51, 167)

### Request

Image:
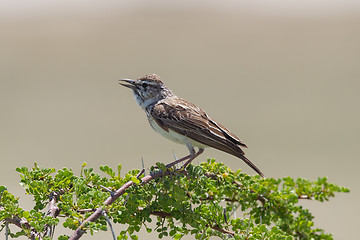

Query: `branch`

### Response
(204, 172, 267, 205)
(3, 215, 40, 240)
(150, 210, 235, 236)
(233, 180, 266, 205)
(298, 195, 313, 200)
(76, 209, 96, 213)
(3, 190, 62, 240)
(198, 194, 239, 203)
(212, 225, 235, 236)
(69, 167, 186, 240)
(44, 191, 62, 238)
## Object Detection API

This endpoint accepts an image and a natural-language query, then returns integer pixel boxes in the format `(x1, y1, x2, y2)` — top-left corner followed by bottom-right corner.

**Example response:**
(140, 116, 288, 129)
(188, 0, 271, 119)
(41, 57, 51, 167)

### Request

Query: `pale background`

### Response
(1, 0, 359, 239)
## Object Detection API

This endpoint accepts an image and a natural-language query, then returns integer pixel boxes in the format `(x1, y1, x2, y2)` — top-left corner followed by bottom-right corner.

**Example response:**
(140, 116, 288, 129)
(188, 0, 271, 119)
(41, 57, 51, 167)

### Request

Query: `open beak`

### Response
(118, 79, 137, 90)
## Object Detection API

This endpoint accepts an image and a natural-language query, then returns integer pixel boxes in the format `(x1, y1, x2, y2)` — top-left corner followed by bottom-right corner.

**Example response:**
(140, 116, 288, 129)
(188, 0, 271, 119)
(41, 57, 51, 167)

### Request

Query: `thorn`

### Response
(199, 230, 205, 240)
(149, 167, 155, 176)
(223, 207, 228, 224)
(50, 225, 55, 238)
(172, 150, 178, 161)
(246, 215, 252, 236)
(172, 150, 183, 169)
(124, 194, 130, 206)
(141, 157, 145, 175)
(100, 185, 115, 197)
(229, 202, 239, 219)
(102, 211, 116, 240)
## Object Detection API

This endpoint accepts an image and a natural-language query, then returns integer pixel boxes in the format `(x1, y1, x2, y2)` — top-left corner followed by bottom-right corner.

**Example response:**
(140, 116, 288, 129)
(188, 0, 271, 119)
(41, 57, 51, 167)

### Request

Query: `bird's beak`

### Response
(118, 79, 137, 90)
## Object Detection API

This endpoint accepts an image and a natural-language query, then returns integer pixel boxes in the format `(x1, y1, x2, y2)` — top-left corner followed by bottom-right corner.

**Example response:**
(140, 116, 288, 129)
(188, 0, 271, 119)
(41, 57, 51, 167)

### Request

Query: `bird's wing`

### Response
(150, 97, 264, 177)
(150, 97, 247, 155)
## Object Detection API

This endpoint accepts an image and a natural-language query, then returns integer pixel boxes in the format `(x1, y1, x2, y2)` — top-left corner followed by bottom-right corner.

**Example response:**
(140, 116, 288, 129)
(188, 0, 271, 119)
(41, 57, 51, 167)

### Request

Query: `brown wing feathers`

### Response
(151, 98, 264, 177)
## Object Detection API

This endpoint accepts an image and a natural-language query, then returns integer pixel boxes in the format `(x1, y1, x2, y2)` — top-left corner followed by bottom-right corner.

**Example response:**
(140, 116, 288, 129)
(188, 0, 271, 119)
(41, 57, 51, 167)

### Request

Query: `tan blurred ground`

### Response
(0, 1, 359, 239)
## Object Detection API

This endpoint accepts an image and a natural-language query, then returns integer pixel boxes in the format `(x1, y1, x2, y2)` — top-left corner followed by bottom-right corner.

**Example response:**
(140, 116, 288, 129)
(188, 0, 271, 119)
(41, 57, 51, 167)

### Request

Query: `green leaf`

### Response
(58, 235, 70, 240)
(131, 176, 140, 185)
(0, 185, 7, 193)
(100, 165, 115, 178)
(130, 235, 138, 240)
(118, 164, 122, 177)
(174, 233, 183, 240)
(22, 211, 30, 218)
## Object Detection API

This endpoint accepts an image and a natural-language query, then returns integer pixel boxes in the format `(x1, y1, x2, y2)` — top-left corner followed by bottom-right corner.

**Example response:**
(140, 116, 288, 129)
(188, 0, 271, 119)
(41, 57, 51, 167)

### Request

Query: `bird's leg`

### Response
(166, 143, 197, 168)
(183, 148, 204, 168)
(166, 153, 192, 168)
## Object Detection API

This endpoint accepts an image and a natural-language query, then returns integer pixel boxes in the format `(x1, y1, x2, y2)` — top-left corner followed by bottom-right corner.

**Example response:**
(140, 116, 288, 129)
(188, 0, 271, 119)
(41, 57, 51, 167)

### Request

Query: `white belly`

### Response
(148, 116, 207, 149)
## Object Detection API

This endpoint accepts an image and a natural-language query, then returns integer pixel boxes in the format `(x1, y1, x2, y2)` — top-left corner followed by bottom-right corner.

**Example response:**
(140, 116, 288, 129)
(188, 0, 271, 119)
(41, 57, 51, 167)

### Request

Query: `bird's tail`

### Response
(235, 153, 264, 178)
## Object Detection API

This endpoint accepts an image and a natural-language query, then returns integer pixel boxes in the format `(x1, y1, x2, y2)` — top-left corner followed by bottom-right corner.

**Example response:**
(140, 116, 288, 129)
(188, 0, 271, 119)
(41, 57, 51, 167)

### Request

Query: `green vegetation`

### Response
(0, 159, 349, 239)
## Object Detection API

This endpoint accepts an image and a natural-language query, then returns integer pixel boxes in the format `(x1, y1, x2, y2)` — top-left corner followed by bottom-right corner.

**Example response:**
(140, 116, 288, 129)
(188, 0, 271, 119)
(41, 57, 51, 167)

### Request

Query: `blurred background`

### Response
(1, 0, 359, 239)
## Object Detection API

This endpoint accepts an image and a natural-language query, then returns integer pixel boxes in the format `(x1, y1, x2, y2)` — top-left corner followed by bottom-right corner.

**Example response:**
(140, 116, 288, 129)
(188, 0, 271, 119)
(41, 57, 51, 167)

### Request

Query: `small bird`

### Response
(119, 74, 264, 177)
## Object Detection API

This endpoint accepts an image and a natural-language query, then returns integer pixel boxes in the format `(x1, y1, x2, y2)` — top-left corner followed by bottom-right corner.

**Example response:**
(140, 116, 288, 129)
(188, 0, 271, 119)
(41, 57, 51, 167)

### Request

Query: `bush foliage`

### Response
(0, 159, 349, 239)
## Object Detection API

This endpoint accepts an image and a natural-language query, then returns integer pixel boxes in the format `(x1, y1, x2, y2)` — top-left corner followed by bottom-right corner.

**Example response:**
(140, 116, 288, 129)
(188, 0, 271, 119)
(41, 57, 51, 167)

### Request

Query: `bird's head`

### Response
(119, 73, 173, 109)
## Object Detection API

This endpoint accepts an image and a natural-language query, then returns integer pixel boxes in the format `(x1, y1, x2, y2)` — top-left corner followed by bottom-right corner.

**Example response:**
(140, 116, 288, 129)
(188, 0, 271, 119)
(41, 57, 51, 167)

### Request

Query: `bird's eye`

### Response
(142, 82, 148, 88)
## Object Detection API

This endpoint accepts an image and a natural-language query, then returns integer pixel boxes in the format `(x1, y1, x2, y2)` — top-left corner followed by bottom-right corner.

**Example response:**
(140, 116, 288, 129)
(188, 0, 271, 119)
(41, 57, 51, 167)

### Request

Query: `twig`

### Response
(298, 195, 313, 200)
(150, 211, 172, 218)
(136, 168, 145, 178)
(76, 209, 96, 213)
(5, 221, 8, 240)
(212, 225, 235, 236)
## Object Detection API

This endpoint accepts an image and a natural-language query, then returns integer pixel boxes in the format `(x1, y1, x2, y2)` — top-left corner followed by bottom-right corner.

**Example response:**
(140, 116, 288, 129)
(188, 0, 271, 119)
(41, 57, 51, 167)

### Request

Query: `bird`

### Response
(119, 73, 264, 177)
